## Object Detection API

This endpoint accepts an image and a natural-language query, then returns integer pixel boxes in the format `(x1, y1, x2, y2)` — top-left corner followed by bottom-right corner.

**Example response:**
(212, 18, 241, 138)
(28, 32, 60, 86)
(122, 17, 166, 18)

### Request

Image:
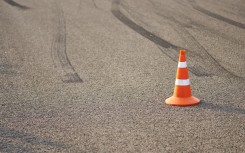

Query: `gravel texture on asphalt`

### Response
(0, 0, 244, 152)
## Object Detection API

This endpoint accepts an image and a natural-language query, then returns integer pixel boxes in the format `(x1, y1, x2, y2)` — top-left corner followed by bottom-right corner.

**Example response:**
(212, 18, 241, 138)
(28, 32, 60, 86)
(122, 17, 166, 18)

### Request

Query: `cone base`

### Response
(165, 96, 200, 106)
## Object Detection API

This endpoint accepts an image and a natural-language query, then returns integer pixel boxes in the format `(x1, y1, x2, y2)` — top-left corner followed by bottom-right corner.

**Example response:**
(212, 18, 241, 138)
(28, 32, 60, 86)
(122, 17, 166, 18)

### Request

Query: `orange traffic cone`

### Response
(165, 50, 200, 106)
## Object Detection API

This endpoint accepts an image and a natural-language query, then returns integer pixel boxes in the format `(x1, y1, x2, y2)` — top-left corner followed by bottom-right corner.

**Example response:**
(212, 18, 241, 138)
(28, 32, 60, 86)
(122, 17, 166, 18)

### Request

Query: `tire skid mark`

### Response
(164, 2, 244, 78)
(92, 0, 98, 9)
(111, 0, 212, 76)
(167, 17, 239, 77)
(174, 0, 245, 46)
(117, 1, 208, 76)
(112, 0, 178, 49)
(113, 2, 188, 73)
(149, 0, 244, 78)
(191, 21, 245, 47)
(3, 0, 30, 10)
(156, 46, 206, 76)
(112, 0, 244, 79)
(51, 4, 83, 83)
(190, 0, 245, 29)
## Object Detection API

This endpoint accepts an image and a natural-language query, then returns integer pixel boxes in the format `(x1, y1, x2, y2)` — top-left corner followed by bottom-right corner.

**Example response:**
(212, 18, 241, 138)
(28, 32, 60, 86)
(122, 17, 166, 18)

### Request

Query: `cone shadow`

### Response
(0, 127, 84, 152)
(197, 100, 245, 115)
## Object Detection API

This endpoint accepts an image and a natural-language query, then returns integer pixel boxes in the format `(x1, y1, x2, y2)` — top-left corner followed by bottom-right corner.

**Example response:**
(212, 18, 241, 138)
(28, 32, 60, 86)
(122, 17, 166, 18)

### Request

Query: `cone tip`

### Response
(180, 50, 185, 55)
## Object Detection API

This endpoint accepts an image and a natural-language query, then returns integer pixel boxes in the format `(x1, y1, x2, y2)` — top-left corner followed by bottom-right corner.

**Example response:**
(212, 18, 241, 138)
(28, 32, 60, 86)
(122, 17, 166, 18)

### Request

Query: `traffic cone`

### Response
(165, 50, 200, 106)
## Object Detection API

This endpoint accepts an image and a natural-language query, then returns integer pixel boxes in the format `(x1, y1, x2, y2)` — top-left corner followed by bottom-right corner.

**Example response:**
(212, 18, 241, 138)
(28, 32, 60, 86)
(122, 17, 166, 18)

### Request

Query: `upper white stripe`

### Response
(178, 62, 187, 68)
(175, 79, 190, 86)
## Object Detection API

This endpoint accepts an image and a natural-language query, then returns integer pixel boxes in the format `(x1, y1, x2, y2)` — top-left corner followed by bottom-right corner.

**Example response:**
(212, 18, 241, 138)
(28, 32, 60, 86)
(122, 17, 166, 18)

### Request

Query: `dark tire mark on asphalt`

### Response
(112, 0, 216, 77)
(167, 18, 241, 78)
(3, 0, 29, 10)
(112, 0, 200, 75)
(157, 46, 209, 76)
(150, 0, 244, 79)
(190, 21, 245, 47)
(92, 0, 98, 9)
(190, 1, 245, 29)
(112, 0, 178, 50)
(51, 5, 83, 83)
(111, 0, 213, 76)
(117, 1, 209, 76)
(114, 0, 244, 79)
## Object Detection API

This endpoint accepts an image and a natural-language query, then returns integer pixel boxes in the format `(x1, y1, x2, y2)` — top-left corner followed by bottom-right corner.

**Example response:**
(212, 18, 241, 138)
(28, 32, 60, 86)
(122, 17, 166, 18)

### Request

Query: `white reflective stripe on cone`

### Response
(178, 62, 187, 68)
(175, 79, 190, 86)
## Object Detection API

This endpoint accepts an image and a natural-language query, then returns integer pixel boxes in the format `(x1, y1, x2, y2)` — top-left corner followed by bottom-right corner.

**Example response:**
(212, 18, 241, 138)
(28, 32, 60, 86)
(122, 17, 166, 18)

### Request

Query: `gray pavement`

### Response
(0, 0, 245, 152)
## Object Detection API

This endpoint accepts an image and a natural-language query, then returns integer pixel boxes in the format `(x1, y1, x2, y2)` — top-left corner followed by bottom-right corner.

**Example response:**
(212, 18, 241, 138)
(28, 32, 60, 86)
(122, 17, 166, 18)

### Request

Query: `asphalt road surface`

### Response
(0, 0, 245, 152)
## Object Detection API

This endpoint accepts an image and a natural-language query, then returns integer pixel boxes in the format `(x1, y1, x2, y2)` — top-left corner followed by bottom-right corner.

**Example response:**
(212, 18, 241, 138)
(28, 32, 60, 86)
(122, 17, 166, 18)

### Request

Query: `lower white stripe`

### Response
(178, 62, 187, 68)
(175, 79, 190, 86)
